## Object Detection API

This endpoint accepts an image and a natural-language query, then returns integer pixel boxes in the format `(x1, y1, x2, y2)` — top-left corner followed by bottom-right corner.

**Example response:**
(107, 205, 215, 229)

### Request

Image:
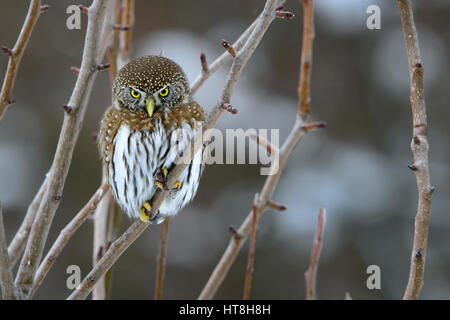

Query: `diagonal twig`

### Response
(305, 208, 326, 300)
(14, 0, 111, 299)
(397, 0, 433, 300)
(7, 177, 48, 268)
(242, 194, 259, 300)
(0, 205, 15, 299)
(67, 0, 284, 300)
(0, 0, 43, 120)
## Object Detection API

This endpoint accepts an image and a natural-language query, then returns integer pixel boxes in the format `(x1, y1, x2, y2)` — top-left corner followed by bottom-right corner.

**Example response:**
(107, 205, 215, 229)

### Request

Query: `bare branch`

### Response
(154, 218, 170, 300)
(190, 16, 258, 95)
(0, 205, 15, 299)
(305, 208, 326, 300)
(297, 0, 314, 118)
(243, 194, 259, 300)
(28, 183, 109, 299)
(0, 0, 42, 120)
(397, 0, 433, 300)
(118, 0, 134, 69)
(14, 0, 110, 298)
(66, 0, 283, 300)
(92, 0, 135, 300)
(198, 0, 318, 300)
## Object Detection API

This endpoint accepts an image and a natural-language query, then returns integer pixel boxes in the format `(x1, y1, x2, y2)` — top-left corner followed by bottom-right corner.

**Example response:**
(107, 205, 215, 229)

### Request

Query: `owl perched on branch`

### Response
(98, 56, 205, 224)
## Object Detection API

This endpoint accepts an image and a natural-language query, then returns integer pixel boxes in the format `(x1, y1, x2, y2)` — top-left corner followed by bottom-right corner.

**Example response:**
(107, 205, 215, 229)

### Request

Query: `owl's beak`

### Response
(145, 97, 156, 117)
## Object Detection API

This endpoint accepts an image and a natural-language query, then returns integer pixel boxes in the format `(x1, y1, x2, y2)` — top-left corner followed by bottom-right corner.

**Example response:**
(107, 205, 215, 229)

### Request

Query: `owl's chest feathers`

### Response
(98, 103, 205, 218)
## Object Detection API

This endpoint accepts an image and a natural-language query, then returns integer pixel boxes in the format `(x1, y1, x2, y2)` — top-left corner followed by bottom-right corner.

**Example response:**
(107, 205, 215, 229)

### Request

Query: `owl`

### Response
(98, 56, 205, 224)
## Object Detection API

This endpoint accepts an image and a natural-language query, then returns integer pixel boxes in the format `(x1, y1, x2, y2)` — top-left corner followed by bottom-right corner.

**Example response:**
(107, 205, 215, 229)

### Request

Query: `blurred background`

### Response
(0, 0, 449, 299)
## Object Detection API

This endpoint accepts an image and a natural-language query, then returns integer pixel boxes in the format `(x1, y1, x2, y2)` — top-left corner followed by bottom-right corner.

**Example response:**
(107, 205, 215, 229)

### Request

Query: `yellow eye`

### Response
(130, 89, 140, 99)
(159, 87, 169, 97)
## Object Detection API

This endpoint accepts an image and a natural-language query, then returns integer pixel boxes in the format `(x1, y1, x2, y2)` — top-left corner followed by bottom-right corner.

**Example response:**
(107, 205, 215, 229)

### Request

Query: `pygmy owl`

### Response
(98, 55, 205, 224)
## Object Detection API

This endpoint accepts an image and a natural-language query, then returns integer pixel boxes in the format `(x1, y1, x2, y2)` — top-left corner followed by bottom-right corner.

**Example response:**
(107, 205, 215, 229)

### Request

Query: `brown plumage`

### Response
(98, 56, 205, 223)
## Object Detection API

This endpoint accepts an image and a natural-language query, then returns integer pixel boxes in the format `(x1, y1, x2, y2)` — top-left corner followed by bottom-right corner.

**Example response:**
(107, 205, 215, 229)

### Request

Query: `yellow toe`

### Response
(139, 208, 150, 222)
(162, 168, 168, 177)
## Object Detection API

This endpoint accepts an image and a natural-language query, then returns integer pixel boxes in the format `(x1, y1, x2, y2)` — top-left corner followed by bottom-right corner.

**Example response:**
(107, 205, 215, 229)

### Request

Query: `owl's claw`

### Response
(155, 168, 169, 190)
(139, 202, 153, 222)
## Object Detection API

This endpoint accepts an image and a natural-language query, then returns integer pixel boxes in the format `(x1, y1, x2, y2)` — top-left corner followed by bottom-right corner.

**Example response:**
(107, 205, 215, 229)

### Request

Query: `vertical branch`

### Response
(92, 0, 134, 300)
(0, 0, 42, 120)
(297, 0, 314, 119)
(0, 205, 15, 300)
(397, 0, 433, 300)
(154, 218, 170, 300)
(14, 0, 110, 299)
(118, 0, 134, 69)
(28, 183, 109, 298)
(305, 208, 326, 300)
(242, 194, 259, 300)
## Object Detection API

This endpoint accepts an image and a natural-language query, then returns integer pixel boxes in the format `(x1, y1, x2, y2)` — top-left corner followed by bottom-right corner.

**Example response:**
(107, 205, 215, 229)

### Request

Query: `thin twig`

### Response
(7, 177, 47, 268)
(92, 0, 135, 300)
(243, 194, 259, 300)
(305, 208, 326, 300)
(28, 183, 109, 299)
(397, 0, 433, 300)
(14, 0, 110, 298)
(154, 218, 170, 300)
(198, 0, 317, 300)
(0, 0, 42, 120)
(66, 0, 283, 300)
(0, 205, 15, 299)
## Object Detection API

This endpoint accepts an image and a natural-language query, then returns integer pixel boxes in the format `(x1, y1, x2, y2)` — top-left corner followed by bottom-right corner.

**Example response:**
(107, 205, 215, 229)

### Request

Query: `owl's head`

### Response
(112, 55, 190, 117)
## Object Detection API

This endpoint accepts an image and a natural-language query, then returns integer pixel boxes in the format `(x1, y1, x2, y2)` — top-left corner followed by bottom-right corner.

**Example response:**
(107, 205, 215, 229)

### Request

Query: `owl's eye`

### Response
(159, 87, 169, 97)
(130, 89, 140, 99)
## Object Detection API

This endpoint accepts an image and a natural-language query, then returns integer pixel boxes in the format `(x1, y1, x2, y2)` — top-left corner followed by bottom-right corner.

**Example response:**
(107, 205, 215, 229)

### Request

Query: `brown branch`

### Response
(198, 0, 317, 300)
(397, 0, 433, 300)
(66, 0, 283, 300)
(0, 0, 42, 121)
(92, 0, 134, 300)
(297, 0, 314, 118)
(154, 218, 170, 300)
(190, 16, 259, 95)
(28, 183, 109, 298)
(0, 205, 15, 299)
(249, 133, 278, 155)
(243, 194, 259, 300)
(14, 0, 110, 299)
(305, 208, 326, 300)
